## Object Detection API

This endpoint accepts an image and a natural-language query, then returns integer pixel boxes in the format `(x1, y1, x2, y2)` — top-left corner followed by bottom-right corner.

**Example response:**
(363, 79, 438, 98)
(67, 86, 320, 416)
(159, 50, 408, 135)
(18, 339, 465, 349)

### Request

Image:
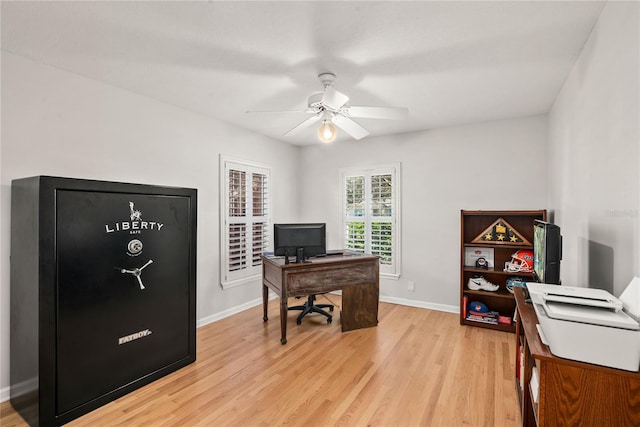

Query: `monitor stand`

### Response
(282, 248, 308, 264)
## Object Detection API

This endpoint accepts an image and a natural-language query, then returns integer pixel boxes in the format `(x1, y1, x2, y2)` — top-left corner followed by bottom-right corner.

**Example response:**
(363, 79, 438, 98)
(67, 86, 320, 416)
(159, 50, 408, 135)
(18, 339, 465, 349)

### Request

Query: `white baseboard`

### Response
(379, 295, 459, 314)
(196, 295, 274, 328)
(0, 376, 37, 404)
(0, 385, 9, 404)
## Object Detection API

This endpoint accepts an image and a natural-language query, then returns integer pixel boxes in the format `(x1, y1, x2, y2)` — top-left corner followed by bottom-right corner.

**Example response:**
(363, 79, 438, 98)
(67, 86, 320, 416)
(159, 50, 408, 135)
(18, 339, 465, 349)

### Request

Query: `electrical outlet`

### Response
(408, 281, 415, 291)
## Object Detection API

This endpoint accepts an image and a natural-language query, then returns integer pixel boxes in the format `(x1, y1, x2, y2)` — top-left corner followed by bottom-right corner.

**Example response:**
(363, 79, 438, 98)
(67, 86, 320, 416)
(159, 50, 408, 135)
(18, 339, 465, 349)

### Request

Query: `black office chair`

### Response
(288, 294, 334, 325)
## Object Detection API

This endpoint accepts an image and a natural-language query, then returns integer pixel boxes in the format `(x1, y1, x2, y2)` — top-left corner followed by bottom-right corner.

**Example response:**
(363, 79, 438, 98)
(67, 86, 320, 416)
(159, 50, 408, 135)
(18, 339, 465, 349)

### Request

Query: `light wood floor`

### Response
(1, 297, 521, 426)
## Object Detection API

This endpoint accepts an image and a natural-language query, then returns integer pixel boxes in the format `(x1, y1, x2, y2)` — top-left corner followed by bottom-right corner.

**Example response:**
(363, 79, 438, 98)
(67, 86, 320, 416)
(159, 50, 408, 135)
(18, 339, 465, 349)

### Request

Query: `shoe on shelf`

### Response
(467, 275, 500, 292)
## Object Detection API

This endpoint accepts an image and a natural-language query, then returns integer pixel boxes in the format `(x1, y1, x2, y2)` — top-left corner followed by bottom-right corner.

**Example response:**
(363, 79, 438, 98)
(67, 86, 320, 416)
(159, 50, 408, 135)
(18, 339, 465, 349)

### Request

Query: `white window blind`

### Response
(220, 156, 270, 288)
(343, 164, 401, 278)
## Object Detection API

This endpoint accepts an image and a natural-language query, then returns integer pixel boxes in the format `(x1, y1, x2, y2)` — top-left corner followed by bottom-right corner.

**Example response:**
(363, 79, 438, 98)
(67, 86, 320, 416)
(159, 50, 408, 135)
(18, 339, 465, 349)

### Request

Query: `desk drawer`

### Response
(286, 262, 377, 294)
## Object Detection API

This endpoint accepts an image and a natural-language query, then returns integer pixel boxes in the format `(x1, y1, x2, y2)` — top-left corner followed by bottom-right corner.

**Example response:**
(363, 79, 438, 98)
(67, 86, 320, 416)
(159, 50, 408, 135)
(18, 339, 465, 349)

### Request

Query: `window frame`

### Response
(342, 163, 401, 279)
(219, 155, 271, 289)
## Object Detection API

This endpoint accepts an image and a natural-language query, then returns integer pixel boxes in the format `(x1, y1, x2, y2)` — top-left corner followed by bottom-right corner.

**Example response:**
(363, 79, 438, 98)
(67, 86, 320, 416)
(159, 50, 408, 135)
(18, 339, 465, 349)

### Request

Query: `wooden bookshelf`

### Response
(460, 210, 546, 333)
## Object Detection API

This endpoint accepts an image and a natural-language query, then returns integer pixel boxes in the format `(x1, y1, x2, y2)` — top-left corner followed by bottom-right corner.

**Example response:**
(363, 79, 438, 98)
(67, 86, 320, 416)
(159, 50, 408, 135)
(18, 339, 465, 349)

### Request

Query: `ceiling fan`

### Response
(248, 73, 409, 142)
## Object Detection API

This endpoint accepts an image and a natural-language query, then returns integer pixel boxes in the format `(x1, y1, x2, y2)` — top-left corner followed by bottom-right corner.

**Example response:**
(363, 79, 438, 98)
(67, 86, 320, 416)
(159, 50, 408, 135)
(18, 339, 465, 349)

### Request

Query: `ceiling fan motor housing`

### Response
(318, 72, 336, 88)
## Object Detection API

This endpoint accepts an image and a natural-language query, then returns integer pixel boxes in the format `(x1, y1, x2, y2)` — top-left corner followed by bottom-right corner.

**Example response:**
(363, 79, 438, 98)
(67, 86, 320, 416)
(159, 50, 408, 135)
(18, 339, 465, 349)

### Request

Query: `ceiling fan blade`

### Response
(245, 109, 308, 114)
(332, 115, 370, 140)
(346, 106, 409, 120)
(321, 87, 349, 110)
(283, 114, 321, 136)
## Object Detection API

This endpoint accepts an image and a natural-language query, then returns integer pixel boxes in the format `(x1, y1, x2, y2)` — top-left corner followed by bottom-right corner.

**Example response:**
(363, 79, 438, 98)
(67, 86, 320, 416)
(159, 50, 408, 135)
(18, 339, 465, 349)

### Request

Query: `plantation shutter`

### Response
(345, 176, 366, 252)
(221, 156, 270, 288)
(370, 173, 393, 265)
(343, 164, 401, 278)
(251, 173, 269, 267)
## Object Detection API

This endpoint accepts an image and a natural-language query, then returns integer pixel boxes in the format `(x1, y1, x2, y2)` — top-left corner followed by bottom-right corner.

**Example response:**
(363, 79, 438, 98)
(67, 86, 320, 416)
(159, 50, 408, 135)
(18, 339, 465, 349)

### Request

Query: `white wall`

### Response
(548, 1, 639, 296)
(0, 53, 299, 397)
(298, 116, 548, 310)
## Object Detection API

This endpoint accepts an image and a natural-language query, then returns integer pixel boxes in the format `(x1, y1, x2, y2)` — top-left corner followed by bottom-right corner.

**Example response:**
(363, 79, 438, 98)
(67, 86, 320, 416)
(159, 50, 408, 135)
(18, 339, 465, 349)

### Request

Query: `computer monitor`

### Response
(533, 219, 562, 285)
(273, 223, 326, 262)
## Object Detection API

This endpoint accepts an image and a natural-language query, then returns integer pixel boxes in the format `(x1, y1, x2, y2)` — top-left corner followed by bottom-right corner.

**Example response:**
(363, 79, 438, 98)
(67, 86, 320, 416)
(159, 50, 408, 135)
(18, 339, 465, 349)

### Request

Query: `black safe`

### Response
(10, 176, 197, 426)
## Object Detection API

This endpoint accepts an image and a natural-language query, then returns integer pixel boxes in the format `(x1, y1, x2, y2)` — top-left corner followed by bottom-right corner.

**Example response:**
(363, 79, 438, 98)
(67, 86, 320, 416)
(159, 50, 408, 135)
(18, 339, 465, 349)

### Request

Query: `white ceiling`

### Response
(1, 1, 606, 146)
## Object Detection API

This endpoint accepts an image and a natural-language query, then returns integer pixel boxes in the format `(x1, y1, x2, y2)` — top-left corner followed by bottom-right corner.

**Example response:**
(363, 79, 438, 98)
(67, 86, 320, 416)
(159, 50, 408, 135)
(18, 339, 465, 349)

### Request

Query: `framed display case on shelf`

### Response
(460, 210, 546, 333)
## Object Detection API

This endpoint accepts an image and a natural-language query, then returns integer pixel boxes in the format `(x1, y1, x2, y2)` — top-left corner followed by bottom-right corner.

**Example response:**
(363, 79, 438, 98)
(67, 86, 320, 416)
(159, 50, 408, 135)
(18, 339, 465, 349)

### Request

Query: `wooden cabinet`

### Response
(514, 288, 640, 426)
(460, 210, 546, 333)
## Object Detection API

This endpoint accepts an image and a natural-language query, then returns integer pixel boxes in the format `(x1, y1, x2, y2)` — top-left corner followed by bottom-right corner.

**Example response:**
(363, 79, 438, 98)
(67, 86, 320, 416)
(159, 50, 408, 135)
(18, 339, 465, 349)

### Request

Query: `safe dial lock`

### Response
(127, 239, 143, 255)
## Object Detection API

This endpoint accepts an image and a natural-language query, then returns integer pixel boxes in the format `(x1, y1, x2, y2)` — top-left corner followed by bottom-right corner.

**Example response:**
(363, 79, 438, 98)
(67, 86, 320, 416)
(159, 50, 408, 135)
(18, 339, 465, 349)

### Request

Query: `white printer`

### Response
(527, 277, 640, 372)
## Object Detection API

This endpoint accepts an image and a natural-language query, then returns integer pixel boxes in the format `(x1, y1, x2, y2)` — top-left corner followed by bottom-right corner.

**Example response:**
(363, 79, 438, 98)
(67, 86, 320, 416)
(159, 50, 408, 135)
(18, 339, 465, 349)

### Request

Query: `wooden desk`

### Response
(262, 252, 379, 344)
(514, 288, 640, 426)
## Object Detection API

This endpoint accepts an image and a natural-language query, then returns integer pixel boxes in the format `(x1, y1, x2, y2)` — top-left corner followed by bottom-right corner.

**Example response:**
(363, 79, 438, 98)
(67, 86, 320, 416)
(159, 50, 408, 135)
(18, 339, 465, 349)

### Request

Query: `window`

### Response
(342, 163, 401, 278)
(220, 156, 270, 288)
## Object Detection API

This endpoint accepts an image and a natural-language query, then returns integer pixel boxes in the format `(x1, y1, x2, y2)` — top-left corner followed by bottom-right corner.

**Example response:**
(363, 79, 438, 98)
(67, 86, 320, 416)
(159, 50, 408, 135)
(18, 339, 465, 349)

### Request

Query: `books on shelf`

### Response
(466, 310, 499, 325)
(498, 315, 512, 325)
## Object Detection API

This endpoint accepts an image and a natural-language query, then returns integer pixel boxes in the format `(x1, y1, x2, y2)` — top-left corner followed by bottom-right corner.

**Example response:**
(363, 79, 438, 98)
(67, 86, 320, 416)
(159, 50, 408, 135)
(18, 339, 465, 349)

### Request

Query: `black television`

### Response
(273, 223, 326, 262)
(533, 219, 562, 285)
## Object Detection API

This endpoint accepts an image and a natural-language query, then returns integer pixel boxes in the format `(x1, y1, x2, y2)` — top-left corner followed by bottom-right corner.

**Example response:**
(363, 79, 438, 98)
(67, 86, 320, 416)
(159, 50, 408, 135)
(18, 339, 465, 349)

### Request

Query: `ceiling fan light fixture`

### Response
(250, 72, 406, 142)
(317, 119, 337, 143)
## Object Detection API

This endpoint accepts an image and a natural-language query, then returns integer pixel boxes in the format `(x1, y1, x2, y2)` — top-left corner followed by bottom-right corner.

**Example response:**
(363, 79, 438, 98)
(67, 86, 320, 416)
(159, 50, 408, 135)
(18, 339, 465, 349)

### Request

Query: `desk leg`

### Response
(280, 298, 288, 344)
(262, 284, 269, 322)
